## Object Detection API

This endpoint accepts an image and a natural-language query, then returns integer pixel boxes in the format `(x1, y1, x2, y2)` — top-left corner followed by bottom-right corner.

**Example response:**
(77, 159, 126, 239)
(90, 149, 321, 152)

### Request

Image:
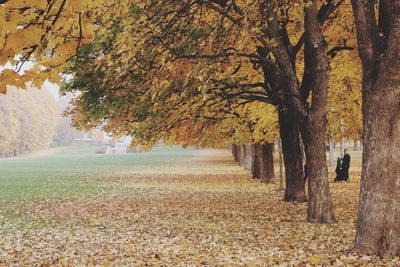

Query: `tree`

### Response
(29, 86, 58, 148)
(7, 87, 41, 152)
(1, 0, 355, 222)
(351, 0, 400, 257)
(0, 85, 57, 155)
(0, 92, 20, 156)
(327, 50, 362, 147)
(62, 0, 354, 222)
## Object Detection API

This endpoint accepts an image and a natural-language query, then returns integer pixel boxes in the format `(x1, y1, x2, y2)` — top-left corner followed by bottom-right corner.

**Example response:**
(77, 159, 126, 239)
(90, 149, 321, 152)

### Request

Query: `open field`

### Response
(0, 146, 398, 266)
(0, 145, 197, 199)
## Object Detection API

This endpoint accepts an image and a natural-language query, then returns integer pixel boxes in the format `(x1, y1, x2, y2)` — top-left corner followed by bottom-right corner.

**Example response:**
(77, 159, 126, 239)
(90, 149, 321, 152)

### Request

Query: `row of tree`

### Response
(60, 0, 355, 222)
(0, 85, 57, 157)
(0, 0, 398, 257)
(232, 143, 275, 183)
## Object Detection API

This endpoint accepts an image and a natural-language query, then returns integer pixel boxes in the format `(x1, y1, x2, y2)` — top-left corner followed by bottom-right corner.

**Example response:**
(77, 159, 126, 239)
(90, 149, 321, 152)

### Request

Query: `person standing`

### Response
(342, 148, 351, 182)
(334, 157, 343, 182)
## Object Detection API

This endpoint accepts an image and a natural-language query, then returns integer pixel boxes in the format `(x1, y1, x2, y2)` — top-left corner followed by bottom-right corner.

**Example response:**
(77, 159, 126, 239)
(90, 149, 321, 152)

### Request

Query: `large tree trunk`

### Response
(351, 0, 400, 257)
(243, 144, 254, 171)
(354, 73, 400, 257)
(303, 121, 336, 223)
(251, 143, 275, 183)
(278, 109, 307, 202)
(303, 0, 336, 223)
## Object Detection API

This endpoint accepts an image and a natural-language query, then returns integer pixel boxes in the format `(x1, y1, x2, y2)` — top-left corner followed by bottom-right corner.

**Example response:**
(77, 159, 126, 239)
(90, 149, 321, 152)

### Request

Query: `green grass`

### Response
(0, 144, 197, 199)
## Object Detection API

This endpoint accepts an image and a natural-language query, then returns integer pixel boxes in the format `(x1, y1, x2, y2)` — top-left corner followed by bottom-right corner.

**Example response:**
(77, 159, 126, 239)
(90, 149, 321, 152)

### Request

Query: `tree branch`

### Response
(328, 45, 354, 59)
(202, 1, 269, 47)
(16, 0, 67, 71)
(76, 12, 83, 57)
(350, 0, 379, 68)
(292, 0, 344, 57)
(174, 50, 269, 64)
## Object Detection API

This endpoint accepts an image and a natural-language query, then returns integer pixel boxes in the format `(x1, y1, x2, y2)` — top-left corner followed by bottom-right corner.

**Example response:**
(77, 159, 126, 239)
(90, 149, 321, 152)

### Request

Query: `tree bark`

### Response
(303, 0, 336, 223)
(243, 144, 254, 171)
(351, 0, 400, 257)
(278, 138, 284, 191)
(251, 143, 275, 183)
(232, 144, 239, 162)
(303, 123, 336, 223)
(238, 145, 245, 167)
(278, 109, 307, 202)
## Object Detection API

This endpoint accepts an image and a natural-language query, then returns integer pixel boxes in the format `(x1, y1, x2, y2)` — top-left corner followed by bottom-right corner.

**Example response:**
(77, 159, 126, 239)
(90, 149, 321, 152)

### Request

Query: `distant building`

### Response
(105, 136, 132, 154)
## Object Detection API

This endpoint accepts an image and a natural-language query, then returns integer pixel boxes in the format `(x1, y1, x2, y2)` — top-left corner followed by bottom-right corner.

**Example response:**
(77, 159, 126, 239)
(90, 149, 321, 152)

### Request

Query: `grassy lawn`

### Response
(0, 145, 197, 199)
(0, 146, 398, 266)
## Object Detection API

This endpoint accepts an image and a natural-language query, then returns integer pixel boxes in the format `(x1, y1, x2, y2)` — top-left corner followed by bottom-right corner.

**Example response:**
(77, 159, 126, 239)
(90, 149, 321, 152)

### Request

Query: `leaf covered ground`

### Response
(0, 147, 399, 266)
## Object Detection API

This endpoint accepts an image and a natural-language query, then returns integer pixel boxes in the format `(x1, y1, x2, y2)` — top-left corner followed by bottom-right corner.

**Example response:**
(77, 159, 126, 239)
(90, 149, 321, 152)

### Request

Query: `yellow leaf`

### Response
(309, 255, 321, 265)
(4, 26, 43, 52)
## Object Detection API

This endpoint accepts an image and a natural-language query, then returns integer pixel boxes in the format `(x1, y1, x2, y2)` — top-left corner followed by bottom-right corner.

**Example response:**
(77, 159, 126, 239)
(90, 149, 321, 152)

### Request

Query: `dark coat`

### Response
(335, 157, 344, 181)
(342, 154, 351, 169)
(335, 157, 342, 176)
(341, 154, 351, 181)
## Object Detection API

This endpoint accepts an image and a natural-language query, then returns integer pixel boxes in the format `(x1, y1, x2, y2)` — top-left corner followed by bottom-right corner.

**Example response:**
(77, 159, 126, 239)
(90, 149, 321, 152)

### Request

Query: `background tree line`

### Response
(0, 85, 57, 157)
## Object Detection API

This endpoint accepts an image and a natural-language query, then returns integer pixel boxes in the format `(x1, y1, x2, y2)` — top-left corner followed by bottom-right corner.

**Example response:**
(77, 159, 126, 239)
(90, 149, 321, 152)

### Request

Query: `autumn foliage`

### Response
(1, 0, 400, 260)
(0, 85, 57, 156)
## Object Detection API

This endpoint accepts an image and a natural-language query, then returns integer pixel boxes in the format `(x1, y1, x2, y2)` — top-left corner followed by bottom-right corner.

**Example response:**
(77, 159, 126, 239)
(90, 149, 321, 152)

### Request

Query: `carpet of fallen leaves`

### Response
(0, 149, 399, 266)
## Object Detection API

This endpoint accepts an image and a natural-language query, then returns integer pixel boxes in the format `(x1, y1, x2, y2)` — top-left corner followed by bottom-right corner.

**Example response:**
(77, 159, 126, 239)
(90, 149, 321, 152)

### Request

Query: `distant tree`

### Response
(0, 93, 20, 156)
(0, 86, 57, 156)
(29, 87, 58, 148)
(8, 87, 41, 152)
